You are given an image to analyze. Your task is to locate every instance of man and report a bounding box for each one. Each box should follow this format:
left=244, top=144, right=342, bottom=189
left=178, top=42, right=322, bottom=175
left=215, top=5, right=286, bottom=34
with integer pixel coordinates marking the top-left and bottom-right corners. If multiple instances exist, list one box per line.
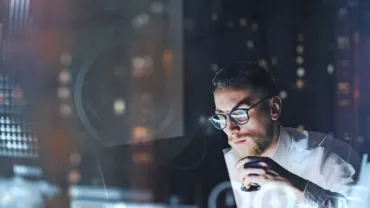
left=209, top=62, right=361, bottom=208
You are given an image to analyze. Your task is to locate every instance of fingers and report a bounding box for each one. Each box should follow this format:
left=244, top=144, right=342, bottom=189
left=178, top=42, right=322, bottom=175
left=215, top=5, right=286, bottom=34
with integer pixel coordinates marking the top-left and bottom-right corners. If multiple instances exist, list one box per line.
left=237, top=168, right=266, bottom=182
left=236, top=162, right=275, bottom=180
left=235, top=157, right=281, bottom=188
left=235, top=156, right=266, bottom=169
left=235, top=157, right=280, bottom=175
left=244, top=161, right=269, bottom=169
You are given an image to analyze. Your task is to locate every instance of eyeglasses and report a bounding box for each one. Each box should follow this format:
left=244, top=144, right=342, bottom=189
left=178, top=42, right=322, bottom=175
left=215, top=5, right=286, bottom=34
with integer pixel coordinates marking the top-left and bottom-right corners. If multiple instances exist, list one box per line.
left=209, top=97, right=270, bottom=130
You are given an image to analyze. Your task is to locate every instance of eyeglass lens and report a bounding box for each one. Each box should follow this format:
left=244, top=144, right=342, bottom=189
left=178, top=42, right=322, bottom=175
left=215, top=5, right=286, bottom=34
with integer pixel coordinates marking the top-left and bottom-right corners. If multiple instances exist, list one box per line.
left=209, top=109, right=249, bottom=130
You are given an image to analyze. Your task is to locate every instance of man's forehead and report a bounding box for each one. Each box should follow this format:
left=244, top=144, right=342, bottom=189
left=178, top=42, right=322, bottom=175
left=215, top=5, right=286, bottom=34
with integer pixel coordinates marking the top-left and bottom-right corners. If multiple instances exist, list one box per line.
left=214, top=88, right=255, bottom=112
left=214, top=88, right=253, bottom=101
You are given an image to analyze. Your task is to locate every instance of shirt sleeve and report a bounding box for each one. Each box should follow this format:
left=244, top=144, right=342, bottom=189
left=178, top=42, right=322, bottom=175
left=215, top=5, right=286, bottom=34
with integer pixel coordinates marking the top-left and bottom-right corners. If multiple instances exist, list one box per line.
left=299, top=180, right=350, bottom=208
left=298, top=152, right=358, bottom=208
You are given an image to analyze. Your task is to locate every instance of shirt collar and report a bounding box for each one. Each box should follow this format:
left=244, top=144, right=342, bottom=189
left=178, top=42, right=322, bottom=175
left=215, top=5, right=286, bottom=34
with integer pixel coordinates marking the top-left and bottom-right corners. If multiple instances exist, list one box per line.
left=271, top=125, right=292, bottom=165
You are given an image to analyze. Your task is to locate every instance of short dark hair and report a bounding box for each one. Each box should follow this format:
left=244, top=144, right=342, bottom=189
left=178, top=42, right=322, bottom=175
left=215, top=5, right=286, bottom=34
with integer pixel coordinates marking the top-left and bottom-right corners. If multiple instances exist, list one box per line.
left=212, top=62, right=278, bottom=98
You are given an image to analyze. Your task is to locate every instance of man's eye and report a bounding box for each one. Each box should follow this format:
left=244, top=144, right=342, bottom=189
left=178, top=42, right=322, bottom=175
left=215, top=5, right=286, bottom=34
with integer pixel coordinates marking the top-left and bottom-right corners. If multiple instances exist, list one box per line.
left=232, top=109, right=247, bottom=116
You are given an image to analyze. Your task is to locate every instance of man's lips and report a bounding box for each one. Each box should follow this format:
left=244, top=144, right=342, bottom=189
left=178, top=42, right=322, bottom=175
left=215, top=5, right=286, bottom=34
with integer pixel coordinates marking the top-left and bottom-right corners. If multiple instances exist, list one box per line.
left=234, top=140, right=246, bottom=144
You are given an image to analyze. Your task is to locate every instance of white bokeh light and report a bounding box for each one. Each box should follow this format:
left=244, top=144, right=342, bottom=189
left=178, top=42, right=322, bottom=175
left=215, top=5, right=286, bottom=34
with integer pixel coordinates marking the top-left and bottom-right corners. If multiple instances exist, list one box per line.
left=132, top=13, right=149, bottom=28
left=258, top=60, right=267, bottom=68
left=60, top=52, right=72, bottom=66
left=327, top=64, right=334, bottom=74
left=211, top=64, right=219, bottom=72
left=247, top=40, right=254, bottom=49
left=296, top=56, right=304, bottom=65
left=150, top=2, right=164, bottom=14
left=198, top=116, right=207, bottom=125
left=279, top=91, right=288, bottom=100
left=58, top=87, right=70, bottom=99
left=114, top=204, right=127, bottom=208
left=60, top=104, right=72, bottom=117
left=114, top=99, right=126, bottom=115
left=297, top=68, right=305, bottom=77
left=132, top=57, right=146, bottom=69
left=59, top=70, right=71, bottom=84
left=1, top=192, right=11, bottom=204
left=132, top=56, right=153, bottom=78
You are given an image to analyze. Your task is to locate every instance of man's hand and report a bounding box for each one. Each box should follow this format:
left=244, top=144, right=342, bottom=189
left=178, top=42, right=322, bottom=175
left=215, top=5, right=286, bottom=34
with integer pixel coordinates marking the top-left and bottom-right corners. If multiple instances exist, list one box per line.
left=235, top=156, right=308, bottom=203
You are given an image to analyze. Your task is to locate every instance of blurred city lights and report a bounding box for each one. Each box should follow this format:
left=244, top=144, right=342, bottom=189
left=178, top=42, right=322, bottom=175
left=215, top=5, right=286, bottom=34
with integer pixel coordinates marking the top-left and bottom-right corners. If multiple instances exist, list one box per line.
left=60, top=104, right=72, bottom=117
left=68, top=170, right=81, bottom=184
left=296, top=56, right=304, bottom=65
left=58, top=87, right=70, bottom=99
left=296, top=45, right=304, bottom=54
left=251, top=23, right=258, bottom=31
left=297, top=68, right=305, bottom=77
left=247, top=40, right=254, bottom=49
left=132, top=13, right=150, bottom=28
left=114, top=98, right=126, bottom=115
left=132, top=126, right=151, bottom=143
left=60, top=52, right=72, bottom=67
left=327, top=64, right=334, bottom=75
left=240, top=18, right=247, bottom=27
left=59, top=70, right=71, bottom=84
left=150, top=2, right=164, bottom=14
left=279, top=91, right=288, bottom=100
left=132, top=56, right=153, bottom=78
left=296, top=79, right=305, bottom=89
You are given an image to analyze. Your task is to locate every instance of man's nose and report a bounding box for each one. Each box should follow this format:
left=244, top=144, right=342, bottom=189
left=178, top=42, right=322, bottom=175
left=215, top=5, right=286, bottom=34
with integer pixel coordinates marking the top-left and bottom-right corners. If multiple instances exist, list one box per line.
left=226, top=116, right=240, bottom=134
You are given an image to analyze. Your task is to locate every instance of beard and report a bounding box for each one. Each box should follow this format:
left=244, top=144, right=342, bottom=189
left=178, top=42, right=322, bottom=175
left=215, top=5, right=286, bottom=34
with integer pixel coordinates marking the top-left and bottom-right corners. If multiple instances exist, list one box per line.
left=232, top=121, right=275, bottom=157
left=250, top=131, right=274, bottom=156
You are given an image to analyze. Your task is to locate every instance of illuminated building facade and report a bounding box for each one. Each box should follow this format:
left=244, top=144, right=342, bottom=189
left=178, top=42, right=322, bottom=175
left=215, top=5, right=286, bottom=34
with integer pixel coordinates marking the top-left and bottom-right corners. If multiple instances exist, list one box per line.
left=333, top=0, right=370, bottom=153
left=0, top=0, right=41, bottom=176
left=0, top=1, right=60, bottom=207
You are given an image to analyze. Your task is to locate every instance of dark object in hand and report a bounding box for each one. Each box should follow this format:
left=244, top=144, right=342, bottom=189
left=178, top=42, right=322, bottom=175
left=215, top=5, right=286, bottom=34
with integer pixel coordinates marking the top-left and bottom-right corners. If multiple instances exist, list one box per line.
left=241, top=183, right=261, bottom=192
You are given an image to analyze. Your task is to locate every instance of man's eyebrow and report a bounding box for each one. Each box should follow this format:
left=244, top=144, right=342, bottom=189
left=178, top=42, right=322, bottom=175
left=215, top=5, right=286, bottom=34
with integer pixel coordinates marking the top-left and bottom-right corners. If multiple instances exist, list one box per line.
left=215, top=108, right=223, bottom=113
left=231, top=97, right=253, bottom=112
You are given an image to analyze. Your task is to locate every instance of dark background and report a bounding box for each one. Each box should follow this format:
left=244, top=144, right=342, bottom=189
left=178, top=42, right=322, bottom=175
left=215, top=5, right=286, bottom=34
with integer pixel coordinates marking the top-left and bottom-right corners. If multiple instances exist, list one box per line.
left=0, top=0, right=369, bottom=207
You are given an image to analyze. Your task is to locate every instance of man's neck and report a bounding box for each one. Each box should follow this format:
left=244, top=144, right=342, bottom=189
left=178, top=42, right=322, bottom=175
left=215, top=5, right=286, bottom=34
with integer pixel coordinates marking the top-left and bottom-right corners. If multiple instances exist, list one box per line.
left=261, top=122, right=280, bottom=158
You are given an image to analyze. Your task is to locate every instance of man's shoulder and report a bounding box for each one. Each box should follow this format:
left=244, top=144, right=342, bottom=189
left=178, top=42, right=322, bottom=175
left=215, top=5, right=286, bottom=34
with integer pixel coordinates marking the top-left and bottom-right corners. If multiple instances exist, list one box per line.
left=284, top=127, right=361, bottom=175
left=284, top=127, right=328, bottom=149
left=284, top=127, right=352, bottom=151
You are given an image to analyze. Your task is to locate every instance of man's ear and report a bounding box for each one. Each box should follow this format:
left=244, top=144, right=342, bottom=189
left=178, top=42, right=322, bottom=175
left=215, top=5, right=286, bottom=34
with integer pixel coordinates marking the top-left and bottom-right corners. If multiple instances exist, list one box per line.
left=270, top=96, right=282, bottom=121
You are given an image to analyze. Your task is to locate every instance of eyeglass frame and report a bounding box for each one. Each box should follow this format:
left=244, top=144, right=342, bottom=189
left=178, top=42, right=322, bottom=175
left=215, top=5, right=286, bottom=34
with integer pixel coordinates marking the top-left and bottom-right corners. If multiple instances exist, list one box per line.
left=209, top=96, right=272, bottom=130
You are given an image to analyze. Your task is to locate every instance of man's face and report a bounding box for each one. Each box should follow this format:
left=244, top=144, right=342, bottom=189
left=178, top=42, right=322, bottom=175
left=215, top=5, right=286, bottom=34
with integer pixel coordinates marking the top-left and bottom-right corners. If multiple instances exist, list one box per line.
left=214, top=88, right=275, bottom=157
